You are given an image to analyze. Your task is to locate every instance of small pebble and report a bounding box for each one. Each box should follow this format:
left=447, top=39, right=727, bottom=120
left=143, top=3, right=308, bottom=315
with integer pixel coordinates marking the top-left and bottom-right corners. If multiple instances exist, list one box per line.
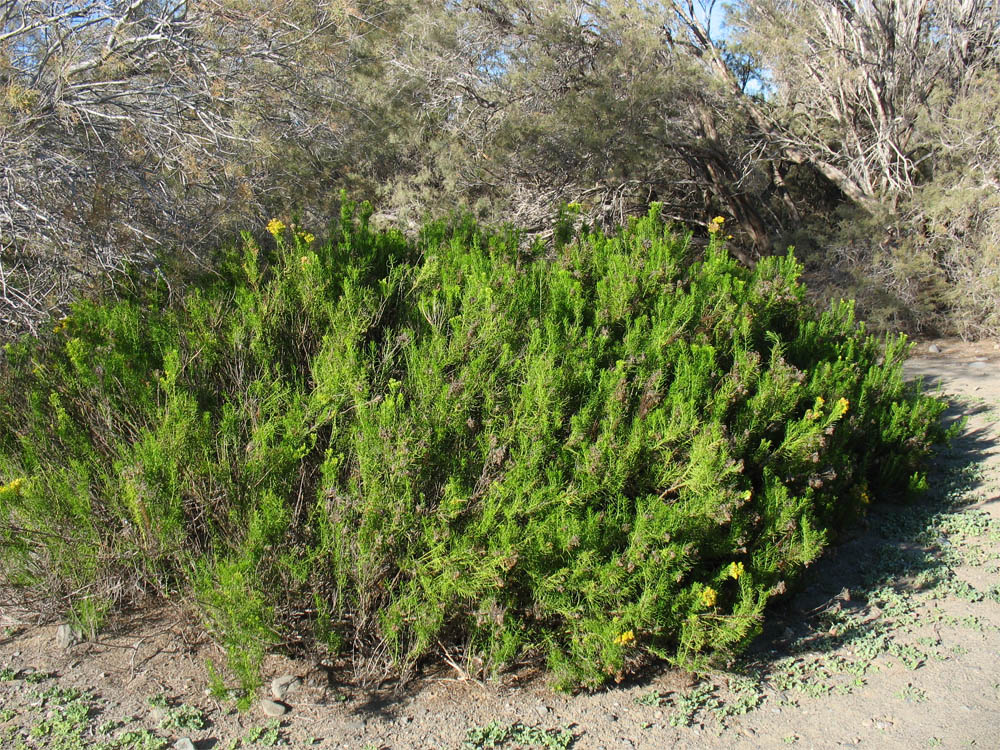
left=174, top=739, right=196, bottom=750
left=928, top=344, right=941, bottom=353
left=270, top=674, right=301, bottom=700
left=55, top=623, right=80, bottom=650
left=260, top=699, right=288, bottom=717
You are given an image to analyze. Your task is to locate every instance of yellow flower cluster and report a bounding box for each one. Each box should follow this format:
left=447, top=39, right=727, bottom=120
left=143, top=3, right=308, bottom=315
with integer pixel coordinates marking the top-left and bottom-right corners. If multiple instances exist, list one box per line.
left=1, top=477, right=25, bottom=495
left=614, top=629, right=636, bottom=646
left=856, top=480, right=871, bottom=505
left=727, top=561, right=745, bottom=580
left=266, top=218, right=286, bottom=236
left=806, top=395, right=825, bottom=421
left=806, top=395, right=851, bottom=422
left=53, top=317, right=69, bottom=334
left=700, top=586, right=717, bottom=607
left=298, top=232, right=315, bottom=245
left=707, top=216, right=726, bottom=234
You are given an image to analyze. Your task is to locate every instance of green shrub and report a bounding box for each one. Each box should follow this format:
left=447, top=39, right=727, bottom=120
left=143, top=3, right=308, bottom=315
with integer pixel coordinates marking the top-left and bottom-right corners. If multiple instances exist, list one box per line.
left=0, top=202, right=951, bottom=689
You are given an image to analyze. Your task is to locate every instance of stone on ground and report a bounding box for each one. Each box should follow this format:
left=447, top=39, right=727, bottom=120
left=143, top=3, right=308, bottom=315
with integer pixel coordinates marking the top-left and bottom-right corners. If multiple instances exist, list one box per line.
left=55, top=623, right=80, bottom=650
left=270, top=674, right=301, bottom=700
left=260, top=699, right=288, bottom=717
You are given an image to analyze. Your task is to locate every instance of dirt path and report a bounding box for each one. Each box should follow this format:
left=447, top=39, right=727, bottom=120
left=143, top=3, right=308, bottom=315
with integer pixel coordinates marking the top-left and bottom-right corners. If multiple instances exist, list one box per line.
left=2, top=341, right=999, bottom=750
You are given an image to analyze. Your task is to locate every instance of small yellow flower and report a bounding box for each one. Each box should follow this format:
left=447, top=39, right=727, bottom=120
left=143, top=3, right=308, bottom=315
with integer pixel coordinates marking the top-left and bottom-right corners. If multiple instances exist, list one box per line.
left=838, top=397, right=849, bottom=414
left=707, top=216, right=725, bottom=234
left=712, top=216, right=726, bottom=225
left=300, top=256, right=309, bottom=267
left=266, top=218, right=286, bottom=236
left=806, top=396, right=825, bottom=421
left=2, top=477, right=25, bottom=495
left=700, top=586, right=718, bottom=608
left=614, top=630, right=636, bottom=646
left=726, top=234, right=733, bottom=240
left=727, top=561, right=745, bottom=580
left=299, top=232, right=315, bottom=245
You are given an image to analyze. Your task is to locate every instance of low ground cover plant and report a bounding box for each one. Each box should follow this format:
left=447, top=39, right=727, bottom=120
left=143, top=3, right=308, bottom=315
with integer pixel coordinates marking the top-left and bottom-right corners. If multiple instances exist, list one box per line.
left=0, top=202, right=951, bottom=690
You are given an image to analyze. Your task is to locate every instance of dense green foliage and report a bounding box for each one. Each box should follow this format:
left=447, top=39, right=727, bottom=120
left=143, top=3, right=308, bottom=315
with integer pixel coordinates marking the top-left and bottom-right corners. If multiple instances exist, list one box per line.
left=0, top=204, right=950, bottom=690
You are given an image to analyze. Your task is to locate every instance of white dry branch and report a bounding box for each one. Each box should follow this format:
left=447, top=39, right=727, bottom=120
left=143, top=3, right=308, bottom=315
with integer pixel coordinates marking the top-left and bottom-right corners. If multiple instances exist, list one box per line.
left=0, top=0, right=368, bottom=337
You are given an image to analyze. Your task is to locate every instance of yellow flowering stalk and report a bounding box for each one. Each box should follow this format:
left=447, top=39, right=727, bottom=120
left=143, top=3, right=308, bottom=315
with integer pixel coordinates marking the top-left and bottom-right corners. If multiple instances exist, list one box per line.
left=837, top=397, right=850, bottom=414
left=806, top=395, right=825, bottom=421
left=266, top=218, right=286, bottom=237
left=700, top=586, right=717, bottom=608
left=613, top=629, right=636, bottom=646
left=707, top=215, right=725, bottom=234
left=727, top=561, right=745, bottom=580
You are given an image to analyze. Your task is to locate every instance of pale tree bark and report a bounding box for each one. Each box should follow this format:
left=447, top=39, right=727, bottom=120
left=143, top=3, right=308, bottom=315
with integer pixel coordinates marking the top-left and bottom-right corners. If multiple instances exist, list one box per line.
left=0, top=0, right=378, bottom=336
left=728, top=0, right=1000, bottom=207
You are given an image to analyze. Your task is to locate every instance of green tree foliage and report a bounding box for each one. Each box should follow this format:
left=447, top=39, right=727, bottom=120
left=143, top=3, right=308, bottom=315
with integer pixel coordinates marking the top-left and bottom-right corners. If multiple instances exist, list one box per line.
left=0, top=204, right=951, bottom=689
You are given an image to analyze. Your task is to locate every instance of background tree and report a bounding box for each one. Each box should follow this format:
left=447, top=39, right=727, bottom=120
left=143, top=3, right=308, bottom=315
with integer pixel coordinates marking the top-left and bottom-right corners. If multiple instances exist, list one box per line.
left=726, top=0, right=1000, bottom=335
left=1, top=0, right=997, bottom=339
left=0, top=0, right=389, bottom=334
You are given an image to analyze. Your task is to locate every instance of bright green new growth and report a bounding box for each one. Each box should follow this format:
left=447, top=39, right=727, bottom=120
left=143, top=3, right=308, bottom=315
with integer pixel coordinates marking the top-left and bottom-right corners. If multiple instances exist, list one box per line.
left=0, top=202, right=950, bottom=690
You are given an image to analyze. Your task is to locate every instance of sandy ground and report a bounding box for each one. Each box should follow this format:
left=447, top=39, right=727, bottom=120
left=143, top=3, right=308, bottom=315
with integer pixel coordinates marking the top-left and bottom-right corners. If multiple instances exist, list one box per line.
left=1, top=339, right=998, bottom=750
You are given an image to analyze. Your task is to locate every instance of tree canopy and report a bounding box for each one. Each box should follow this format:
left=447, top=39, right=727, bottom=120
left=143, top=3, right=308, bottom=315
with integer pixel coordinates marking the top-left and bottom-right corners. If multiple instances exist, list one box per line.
left=2, top=0, right=998, bottom=336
